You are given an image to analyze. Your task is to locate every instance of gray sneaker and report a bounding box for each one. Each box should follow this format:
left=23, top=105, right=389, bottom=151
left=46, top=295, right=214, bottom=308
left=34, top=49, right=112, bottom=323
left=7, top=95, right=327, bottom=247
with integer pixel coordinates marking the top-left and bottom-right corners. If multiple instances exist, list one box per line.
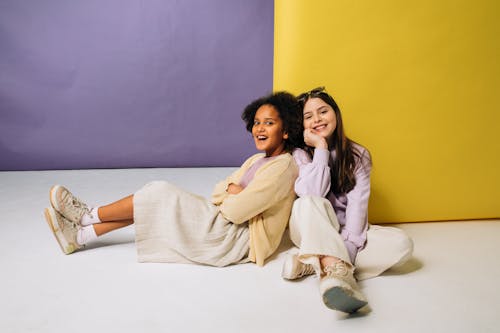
left=282, top=252, right=316, bottom=280
left=44, top=206, right=83, bottom=255
left=50, top=185, right=91, bottom=225
left=320, top=261, right=367, bottom=313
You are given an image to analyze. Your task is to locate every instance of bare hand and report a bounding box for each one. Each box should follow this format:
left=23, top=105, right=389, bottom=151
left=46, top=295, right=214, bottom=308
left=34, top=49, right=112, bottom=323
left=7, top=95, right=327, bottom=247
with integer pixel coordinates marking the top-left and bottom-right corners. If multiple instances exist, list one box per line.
left=303, top=129, right=328, bottom=149
left=227, top=183, right=244, bottom=195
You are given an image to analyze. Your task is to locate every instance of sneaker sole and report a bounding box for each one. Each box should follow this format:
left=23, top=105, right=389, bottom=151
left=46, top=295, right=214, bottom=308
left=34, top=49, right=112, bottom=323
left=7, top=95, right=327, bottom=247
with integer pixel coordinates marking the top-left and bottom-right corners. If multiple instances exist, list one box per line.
left=49, top=185, right=62, bottom=213
left=44, top=207, right=76, bottom=255
left=323, top=286, right=367, bottom=313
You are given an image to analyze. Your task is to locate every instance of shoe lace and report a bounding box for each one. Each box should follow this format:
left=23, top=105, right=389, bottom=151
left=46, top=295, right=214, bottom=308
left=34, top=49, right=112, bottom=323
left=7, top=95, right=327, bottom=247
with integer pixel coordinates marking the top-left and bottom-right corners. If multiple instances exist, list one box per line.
left=62, top=191, right=90, bottom=216
left=298, top=262, right=316, bottom=277
left=323, top=261, right=349, bottom=277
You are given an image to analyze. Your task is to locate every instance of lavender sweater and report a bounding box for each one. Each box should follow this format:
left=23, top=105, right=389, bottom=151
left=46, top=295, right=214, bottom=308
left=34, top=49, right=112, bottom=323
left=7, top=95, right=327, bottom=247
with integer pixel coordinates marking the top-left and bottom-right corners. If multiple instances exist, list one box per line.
left=292, top=144, right=372, bottom=263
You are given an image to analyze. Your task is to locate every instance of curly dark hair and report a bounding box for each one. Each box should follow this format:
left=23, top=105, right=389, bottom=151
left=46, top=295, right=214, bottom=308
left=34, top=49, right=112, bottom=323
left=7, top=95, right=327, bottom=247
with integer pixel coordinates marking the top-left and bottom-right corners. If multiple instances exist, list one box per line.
left=241, top=91, right=304, bottom=153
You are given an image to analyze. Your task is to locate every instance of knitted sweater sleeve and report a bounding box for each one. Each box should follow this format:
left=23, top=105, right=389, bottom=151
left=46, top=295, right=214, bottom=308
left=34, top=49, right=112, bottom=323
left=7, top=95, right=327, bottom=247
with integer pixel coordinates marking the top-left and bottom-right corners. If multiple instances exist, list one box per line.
left=293, top=148, right=331, bottom=197
left=340, top=148, right=371, bottom=261
left=211, top=154, right=260, bottom=205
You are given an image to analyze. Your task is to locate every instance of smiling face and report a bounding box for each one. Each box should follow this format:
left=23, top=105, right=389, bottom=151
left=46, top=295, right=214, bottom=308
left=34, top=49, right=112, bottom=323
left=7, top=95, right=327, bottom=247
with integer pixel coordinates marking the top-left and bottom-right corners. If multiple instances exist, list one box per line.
left=303, top=97, right=337, bottom=141
left=252, top=104, right=288, bottom=157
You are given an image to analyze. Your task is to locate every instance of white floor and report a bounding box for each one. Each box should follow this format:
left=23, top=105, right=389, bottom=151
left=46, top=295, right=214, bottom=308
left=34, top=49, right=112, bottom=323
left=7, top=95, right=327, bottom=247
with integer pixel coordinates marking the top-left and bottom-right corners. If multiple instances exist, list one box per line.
left=1, top=168, right=499, bottom=333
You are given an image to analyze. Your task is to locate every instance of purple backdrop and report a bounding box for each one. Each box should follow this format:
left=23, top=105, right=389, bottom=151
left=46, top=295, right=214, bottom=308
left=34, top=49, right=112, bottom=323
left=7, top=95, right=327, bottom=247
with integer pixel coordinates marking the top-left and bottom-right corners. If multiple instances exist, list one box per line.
left=0, top=0, right=273, bottom=170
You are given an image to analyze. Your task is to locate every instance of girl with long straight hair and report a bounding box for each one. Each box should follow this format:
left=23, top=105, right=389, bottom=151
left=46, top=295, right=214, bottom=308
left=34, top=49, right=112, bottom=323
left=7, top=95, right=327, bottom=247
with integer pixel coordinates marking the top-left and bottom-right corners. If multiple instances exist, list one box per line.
left=283, top=87, right=413, bottom=314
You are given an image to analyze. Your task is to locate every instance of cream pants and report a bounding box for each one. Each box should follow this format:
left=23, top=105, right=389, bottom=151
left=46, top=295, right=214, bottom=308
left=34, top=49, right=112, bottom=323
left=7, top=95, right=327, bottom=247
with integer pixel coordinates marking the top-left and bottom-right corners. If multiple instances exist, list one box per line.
left=289, top=196, right=413, bottom=281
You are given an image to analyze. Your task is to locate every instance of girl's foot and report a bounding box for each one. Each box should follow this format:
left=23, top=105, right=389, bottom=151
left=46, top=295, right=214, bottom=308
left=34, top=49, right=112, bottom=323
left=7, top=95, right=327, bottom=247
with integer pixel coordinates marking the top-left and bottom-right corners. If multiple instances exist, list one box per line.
left=44, top=206, right=84, bottom=255
left=50, top=185, right=93, bottom=224
left=320, top=261, right=367, bottom=313
left=281, top=252, right=316, bottom=280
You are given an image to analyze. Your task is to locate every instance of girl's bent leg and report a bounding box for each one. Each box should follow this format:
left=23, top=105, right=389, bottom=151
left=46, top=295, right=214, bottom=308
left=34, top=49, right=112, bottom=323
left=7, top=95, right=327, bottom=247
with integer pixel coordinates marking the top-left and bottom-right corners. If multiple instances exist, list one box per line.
left=283, top=196, right=352, bottom=280
left=354, top=225, right=414, bottom=281
left=289, top=196, right=351, bottom=270
left=288, top=197, right=368, bottom=313
left=98, top=195, right=134, bottom=222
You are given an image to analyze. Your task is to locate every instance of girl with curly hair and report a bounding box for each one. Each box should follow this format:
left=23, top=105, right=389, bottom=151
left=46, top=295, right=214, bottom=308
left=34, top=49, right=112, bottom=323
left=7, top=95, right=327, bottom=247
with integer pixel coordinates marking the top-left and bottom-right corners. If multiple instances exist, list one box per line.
left=44, top=92, right=302, bottom=267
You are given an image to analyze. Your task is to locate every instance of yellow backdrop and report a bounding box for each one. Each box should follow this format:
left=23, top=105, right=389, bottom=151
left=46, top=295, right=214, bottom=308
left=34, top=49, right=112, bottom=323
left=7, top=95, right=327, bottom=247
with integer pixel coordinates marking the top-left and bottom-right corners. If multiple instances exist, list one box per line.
left=274, top=0, right=500, bottom=222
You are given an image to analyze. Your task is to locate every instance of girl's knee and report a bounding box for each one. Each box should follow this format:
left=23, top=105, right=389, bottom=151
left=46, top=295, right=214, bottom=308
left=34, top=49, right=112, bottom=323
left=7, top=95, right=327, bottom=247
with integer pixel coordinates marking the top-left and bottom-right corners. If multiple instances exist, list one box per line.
left=397, top=230, right=413, bottom=253
left=392, top=229, right=414, bottom=266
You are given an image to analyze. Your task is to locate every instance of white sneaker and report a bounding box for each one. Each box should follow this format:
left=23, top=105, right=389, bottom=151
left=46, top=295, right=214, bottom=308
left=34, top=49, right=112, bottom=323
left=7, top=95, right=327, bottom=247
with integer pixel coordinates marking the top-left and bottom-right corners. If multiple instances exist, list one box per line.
left=282, top=252, right=315, bottom=280
left=320, top=261, right=367, bottom=313
left=50, top=185, right=91, bottom=225
left=44, top=206, right=83, bottom=255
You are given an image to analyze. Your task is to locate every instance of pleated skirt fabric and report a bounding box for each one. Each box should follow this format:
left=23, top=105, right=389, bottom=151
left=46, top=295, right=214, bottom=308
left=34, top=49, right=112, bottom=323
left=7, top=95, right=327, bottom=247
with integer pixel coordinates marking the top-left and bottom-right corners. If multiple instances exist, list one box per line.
left=133, top=181, right=250, bottom=267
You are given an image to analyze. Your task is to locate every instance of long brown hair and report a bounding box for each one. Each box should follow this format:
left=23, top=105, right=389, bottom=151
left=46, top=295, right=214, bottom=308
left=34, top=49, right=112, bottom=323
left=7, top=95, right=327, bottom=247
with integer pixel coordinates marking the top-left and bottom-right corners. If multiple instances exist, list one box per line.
left=298, top=87, right=366, bottom=194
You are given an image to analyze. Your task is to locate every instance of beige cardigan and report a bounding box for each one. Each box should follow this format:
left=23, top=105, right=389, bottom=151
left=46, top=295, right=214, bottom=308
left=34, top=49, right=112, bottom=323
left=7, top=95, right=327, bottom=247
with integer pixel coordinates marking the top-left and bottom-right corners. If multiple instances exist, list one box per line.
left=211, top=153, right=298, bottom=266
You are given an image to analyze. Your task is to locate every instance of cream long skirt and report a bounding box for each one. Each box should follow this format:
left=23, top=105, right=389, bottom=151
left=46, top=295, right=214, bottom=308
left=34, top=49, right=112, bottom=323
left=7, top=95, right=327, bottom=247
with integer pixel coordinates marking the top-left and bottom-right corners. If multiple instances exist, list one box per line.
left=133, top=181, right=250, bottom=267
left=289, top=196, right=413, bottom=281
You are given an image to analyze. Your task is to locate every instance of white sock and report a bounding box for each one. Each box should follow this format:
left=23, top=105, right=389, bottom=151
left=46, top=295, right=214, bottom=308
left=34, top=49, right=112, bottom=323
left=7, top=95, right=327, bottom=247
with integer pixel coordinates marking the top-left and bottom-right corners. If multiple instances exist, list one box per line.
left=77, top=225, right=98, bottom=245
left=81, top=207, right=101, bottom=226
